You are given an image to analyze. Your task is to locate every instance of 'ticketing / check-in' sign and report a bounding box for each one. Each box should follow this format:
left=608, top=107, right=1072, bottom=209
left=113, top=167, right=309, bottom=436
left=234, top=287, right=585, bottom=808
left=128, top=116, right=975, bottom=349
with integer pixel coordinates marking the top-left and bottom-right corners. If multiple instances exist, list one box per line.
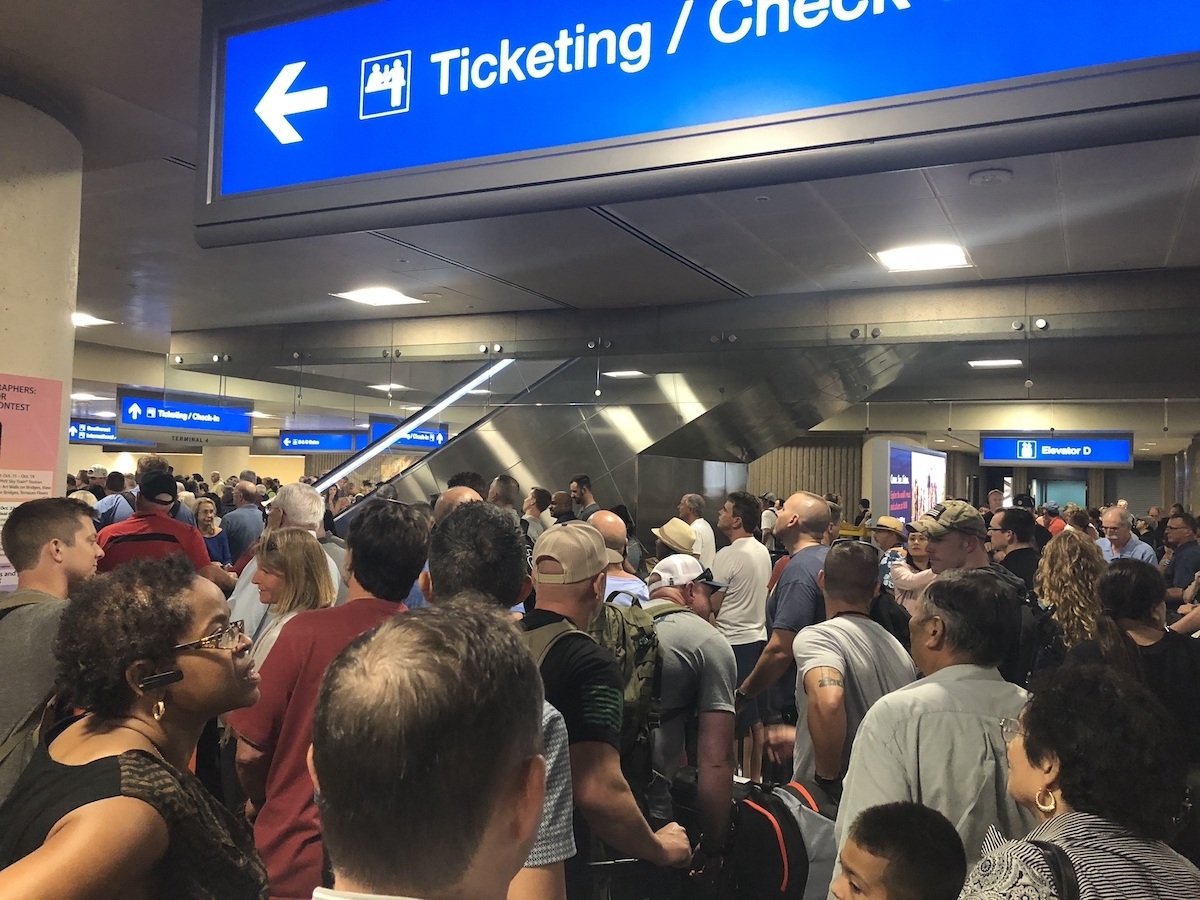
left=198, top=0, right=1200, bottom=244
left=979, top=434, right=1134, bottom=469
left=117, top=390, right=253, bottom=446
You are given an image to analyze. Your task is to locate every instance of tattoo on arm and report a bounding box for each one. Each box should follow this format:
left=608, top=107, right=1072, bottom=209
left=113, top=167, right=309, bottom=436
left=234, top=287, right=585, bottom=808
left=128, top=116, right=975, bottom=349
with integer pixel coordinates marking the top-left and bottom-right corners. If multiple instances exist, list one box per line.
left=817, top=669, right=844, bottom=689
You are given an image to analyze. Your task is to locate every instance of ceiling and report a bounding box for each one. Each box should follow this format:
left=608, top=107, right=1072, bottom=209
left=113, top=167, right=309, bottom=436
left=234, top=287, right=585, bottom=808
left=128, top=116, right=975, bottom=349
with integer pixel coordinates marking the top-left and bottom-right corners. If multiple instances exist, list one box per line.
left=5, top=1, right=1200, bottom=457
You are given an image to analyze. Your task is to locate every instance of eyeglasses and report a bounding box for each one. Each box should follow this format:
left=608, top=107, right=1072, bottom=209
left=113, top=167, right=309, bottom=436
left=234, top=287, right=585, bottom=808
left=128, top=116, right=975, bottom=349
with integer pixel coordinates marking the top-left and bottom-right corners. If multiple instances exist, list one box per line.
left=174, top=620, right=245, bottom=652
left=1000, top=717, right=1025, bottom=743
left=1167, top=523, right=1192, bottom=531
left=986, top=527, right=1011, bottom=534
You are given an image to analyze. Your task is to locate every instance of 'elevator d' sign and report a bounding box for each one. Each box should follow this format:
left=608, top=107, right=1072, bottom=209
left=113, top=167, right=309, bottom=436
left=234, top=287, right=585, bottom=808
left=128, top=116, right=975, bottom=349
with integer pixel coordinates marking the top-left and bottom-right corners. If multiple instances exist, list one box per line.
left=215, top=0, right=1200, bottom=196
left=979, top=434, right=1134, bottom=468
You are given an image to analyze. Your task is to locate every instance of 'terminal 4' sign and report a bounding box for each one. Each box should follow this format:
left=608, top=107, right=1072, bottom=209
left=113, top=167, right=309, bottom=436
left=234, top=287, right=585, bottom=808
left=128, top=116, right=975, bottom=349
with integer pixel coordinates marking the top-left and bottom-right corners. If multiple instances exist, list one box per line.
left=215, top=0, right=1200, bottom=197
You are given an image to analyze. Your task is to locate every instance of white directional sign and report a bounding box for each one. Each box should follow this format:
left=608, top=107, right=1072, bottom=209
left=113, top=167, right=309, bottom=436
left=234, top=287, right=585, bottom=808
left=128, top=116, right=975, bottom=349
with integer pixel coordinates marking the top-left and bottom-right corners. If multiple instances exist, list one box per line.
left=255, top=61, right=330, bottom=144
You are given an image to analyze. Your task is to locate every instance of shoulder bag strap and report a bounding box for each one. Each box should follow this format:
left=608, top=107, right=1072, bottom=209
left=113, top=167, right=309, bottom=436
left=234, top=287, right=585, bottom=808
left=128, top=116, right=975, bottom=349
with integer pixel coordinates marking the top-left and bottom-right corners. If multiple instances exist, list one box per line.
left=1029, top=840, right=1080, bottom=900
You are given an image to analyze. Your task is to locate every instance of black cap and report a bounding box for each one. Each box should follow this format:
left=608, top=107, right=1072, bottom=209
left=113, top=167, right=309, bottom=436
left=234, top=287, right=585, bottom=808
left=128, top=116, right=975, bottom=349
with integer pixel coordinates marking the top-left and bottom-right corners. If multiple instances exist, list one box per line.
left=139, top=472, right=178, bottom=505
left=1012, top=493, right=1036, bottom=509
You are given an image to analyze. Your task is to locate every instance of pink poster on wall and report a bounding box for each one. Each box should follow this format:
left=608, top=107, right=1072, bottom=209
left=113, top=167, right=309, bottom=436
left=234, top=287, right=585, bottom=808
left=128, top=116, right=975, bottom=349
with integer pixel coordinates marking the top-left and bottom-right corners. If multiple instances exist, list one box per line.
left=0, top=373, right=63, bottom=589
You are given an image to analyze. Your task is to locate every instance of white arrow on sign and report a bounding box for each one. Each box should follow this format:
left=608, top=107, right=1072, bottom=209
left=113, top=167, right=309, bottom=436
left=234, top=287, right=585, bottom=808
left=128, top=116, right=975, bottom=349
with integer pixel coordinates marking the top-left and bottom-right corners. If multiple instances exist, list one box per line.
left=283, top=438, right=292, bottom=447
left=69, top=425, right=78, bottom=437
left=128, top=403, right=142, bottom=420
left=255, top=62, right=328, bottom=145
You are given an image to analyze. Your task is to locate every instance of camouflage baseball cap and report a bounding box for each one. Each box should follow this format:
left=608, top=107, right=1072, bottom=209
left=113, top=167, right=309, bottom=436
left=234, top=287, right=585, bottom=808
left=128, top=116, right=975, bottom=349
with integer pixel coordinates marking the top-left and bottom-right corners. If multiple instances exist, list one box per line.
left=906, top=500, right=987, bottom=539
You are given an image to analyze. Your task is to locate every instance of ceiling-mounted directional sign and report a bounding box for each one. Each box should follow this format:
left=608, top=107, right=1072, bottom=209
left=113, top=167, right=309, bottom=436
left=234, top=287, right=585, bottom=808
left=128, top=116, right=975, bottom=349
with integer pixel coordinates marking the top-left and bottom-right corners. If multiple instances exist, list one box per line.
left=117, top=389, right=254, bottom=446
left=197, top=0, right=1200, bottom=245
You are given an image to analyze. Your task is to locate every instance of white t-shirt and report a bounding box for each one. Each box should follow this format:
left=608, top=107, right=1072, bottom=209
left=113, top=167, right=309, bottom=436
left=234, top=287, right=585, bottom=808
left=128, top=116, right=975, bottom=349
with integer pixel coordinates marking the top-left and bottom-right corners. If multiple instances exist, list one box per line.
left=712, top=536, right=772, bottom=645
left=791, top=615, right=917, bottom=781
left=691, top=517, right=717, bottom=569
left=760, top=507, right=778, bottom=552
left=605, top=572, right=649, bottom=606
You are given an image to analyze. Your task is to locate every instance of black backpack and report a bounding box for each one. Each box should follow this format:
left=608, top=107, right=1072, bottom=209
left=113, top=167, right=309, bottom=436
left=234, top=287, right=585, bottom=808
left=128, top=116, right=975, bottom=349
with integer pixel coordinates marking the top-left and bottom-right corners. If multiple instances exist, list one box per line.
left=726, top=779, right=839, bottom=900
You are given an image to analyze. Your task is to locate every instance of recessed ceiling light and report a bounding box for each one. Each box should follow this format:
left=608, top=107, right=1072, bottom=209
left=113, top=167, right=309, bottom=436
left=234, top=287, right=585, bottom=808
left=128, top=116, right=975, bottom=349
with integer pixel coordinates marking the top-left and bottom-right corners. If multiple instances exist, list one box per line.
left=1147, top=442, right=1157, bottom=446
left=934, top=439, right=946, bottom=443
left=368, top=383, right=412, bottom=391
left=466, top=388, right=491, bottom=395
left=72, top=312, right=114, bottom=327
left=602, top=370, right=649, bottom=379
left=94, top=410, right=117, bottom=418
left=357, top=423, right=370, bottom=428
left=248, top=411, right=275, bottom=419
left=70, top=392, right=107, bottom=401
left=331, top=288, right=425, bottom=306
left=967, top=359, right=1023, bottom=369
left=875, top=243, right=971, bottom=272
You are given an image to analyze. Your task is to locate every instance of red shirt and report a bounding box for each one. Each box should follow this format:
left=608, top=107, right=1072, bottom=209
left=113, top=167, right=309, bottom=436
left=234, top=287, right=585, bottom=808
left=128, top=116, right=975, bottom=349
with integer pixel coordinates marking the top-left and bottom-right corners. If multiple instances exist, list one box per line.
left=226, top=599, right=406, bottom=900
left=96, top=511, right=211, bottom=573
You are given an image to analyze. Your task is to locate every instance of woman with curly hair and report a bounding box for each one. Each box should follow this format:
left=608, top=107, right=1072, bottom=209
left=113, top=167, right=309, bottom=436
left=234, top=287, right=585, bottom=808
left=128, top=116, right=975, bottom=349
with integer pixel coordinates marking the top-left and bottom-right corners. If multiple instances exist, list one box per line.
left=961, top=665, right=1200, bottom=898
left=1030, top=529, right=1107, bottom=674
left=0, top=555, right=267, bottom=899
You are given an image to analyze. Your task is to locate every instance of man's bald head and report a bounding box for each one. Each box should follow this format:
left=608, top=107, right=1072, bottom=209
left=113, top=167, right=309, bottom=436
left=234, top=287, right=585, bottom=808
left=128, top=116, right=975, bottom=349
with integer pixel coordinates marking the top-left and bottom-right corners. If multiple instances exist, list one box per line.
left=777, top=491, right=831, bottom=545
left=235, top=481, right=258, bottom=504
left=434, top=486, right=483, bottom=525
left=588, top=510, right=628, bottom=560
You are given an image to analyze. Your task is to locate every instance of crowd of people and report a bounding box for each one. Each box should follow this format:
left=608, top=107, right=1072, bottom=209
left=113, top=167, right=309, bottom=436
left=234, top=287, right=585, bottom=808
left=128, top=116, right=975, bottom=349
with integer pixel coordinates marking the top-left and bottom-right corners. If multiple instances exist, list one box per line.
left=1, top=465, right=1199, bottom=900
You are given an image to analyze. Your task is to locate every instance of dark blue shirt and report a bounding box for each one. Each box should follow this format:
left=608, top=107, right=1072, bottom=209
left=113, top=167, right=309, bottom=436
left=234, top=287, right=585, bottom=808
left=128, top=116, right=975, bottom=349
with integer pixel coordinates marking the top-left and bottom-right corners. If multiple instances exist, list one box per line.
left=764, top=544, right=829, bottom=714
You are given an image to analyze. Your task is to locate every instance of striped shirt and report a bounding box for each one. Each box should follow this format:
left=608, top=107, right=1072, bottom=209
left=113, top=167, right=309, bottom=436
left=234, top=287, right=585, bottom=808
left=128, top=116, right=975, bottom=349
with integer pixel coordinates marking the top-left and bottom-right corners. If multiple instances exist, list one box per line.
left=97, top=512, right=211, bottom=573
left=962, top=811, right=1200, bottom=899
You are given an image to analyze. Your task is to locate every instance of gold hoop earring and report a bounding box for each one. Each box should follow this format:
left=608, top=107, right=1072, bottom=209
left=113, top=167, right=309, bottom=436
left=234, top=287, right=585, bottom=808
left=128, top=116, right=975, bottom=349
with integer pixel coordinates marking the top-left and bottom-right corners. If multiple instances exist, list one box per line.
left=1035, top=789, right=1056, bottom=815
left=152, top=700, right=166, bottom=722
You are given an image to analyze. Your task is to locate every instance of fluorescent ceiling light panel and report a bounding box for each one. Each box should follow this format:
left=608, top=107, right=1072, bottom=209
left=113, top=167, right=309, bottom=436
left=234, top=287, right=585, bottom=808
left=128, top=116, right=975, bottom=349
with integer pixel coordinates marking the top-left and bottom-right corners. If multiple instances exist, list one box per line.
left=875, top=243, right=971, bottom=272
left=466, top=388, right=491, bottom=395
left=331, top=287, right=425, bottom=306
left=967, top=359, right=1023, bottom=369
left=94, top=410, right=117, bottom=418
left=602, top=370, right=649, bottom=379
left=315, top=358, right=515, bottom=493
left=70, top=392, right=107, bottom=401
left=368, top=383, right=412, bottom=391
left=72, top=312, right=114, bottom=327
left=248, top=411, right=275, bottom=419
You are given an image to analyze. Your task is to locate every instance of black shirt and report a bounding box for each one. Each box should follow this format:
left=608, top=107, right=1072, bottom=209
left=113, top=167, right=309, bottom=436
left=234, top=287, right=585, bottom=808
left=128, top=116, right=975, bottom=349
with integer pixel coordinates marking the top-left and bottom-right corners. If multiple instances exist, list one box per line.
left=1000, top=546, right=1041, bottom=593
left=521, top=609, right=623, bottom=749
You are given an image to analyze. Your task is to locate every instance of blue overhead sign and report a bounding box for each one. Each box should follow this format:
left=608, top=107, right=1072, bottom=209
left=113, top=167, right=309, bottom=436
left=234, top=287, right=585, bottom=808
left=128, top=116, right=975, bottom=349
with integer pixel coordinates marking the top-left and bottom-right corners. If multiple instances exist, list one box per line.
left=980, top=434, right=1134, bottom=469
left=116, top=391, right=253, bottom=436
left=69, top=420, right=155, bottom=447
left=369, top=420, right=449, bottom=451
left=279, top=431, right=360, bottom=453
left=215, top=0, right=1200, bottom=196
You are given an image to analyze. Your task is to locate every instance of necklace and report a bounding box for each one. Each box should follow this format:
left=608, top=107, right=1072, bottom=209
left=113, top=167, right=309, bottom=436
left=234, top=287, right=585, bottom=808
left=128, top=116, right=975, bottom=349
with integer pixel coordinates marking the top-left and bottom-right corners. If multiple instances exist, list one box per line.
left=832, top=610, right=872, bottom=620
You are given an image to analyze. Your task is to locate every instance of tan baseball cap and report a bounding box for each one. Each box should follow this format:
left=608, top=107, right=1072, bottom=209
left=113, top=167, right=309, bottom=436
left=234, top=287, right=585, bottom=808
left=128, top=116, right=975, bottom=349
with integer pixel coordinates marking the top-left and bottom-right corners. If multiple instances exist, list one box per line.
left=651, top=517, right=698, bottom=555
left=533, top=521, right=609, bottom=585
left=907, top=500, right=987, bottom=539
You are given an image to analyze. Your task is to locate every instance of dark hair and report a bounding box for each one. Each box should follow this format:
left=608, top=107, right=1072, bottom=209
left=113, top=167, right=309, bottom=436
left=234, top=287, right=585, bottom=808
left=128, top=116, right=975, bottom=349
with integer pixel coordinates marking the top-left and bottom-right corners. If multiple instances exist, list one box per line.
left=921, top=569, right=1013, bottom=667
left=313, top=600, right=543, bottom=895
left=1, top=498, right=94, bottom=572
left=136, top=454, right=170, bottom=477
left=104, top=472, right=125, bottom=492
left=850, top=802, right=966, bottom=900
left=859, top=498, right=870, bottom=510
left=446, top=471, right=487, bottom=497
left=1170, top=512, right=1199, bottom=534
left=54, top=555, right=195, bottom=717
left=1097, top=559, right=1166, bottom=623
left=429, top=501, right=528, bottom=608
left=489, top=473, right=520, bottom=507
left=570, top=473, right=592, bottom=492
left=996, top=507, right=1035, bottom=543
left=529, top=487, right=551, bottom=513
left=726, top=491, right=760, bottom=534
left=827, top=501, right=842, bottom=527
left=823, top=540, right=879, bottom=602
left=1022, top=665, right=1187, bottom=841
left=346, top=500, right=429, bottom=602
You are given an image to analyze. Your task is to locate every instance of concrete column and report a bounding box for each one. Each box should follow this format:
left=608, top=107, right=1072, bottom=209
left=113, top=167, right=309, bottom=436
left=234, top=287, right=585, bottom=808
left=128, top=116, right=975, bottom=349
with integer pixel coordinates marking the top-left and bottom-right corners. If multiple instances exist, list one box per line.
left=203, top=445, right=252, bottom=483
left=0, top=95, right=83, bottom=489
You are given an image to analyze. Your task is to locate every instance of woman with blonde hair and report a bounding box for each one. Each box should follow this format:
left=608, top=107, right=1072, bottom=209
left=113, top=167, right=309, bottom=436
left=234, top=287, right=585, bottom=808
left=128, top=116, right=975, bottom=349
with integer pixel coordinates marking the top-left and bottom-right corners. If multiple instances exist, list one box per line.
left=1031, top=529, right=1107, bottom=674
left=248, top=527, right=335, bottom=667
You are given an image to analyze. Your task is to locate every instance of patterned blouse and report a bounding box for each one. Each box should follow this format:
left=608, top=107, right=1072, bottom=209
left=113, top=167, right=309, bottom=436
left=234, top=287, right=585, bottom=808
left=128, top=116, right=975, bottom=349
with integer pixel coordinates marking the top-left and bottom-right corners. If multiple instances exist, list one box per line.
left=960, top=812, right=1200, bottom=899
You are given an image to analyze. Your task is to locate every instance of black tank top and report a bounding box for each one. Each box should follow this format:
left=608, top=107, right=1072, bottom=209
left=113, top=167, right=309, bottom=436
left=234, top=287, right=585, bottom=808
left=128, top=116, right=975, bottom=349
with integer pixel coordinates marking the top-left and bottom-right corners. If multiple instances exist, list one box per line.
left=0, top=716, right=267, bottom=899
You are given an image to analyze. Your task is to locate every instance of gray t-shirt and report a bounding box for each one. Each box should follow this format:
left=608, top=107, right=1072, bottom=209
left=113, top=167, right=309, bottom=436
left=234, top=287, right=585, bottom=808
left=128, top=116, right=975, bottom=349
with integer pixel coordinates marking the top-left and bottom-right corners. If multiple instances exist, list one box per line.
left=0, top=590, right=65, bottom=803
left=646, top=600, right=737, bottom=821
left=791, top=615, right=918, bottom=781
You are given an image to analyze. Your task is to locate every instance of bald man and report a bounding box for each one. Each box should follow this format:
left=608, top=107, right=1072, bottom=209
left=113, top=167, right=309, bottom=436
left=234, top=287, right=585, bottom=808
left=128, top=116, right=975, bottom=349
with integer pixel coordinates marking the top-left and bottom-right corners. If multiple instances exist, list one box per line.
left=735, top=492, right=831, bottom=761
left=588, top=510, right=648, bottom=607
left=433, top=486, right=483, bottom=526
left=549, top=491, right=577, bottom=524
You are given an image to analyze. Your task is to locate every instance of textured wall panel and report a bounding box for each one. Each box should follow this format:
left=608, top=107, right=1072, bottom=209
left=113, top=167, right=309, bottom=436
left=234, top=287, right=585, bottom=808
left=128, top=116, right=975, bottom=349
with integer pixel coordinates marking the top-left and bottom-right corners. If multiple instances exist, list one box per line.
left=747, top=436, right=863, bottom=508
